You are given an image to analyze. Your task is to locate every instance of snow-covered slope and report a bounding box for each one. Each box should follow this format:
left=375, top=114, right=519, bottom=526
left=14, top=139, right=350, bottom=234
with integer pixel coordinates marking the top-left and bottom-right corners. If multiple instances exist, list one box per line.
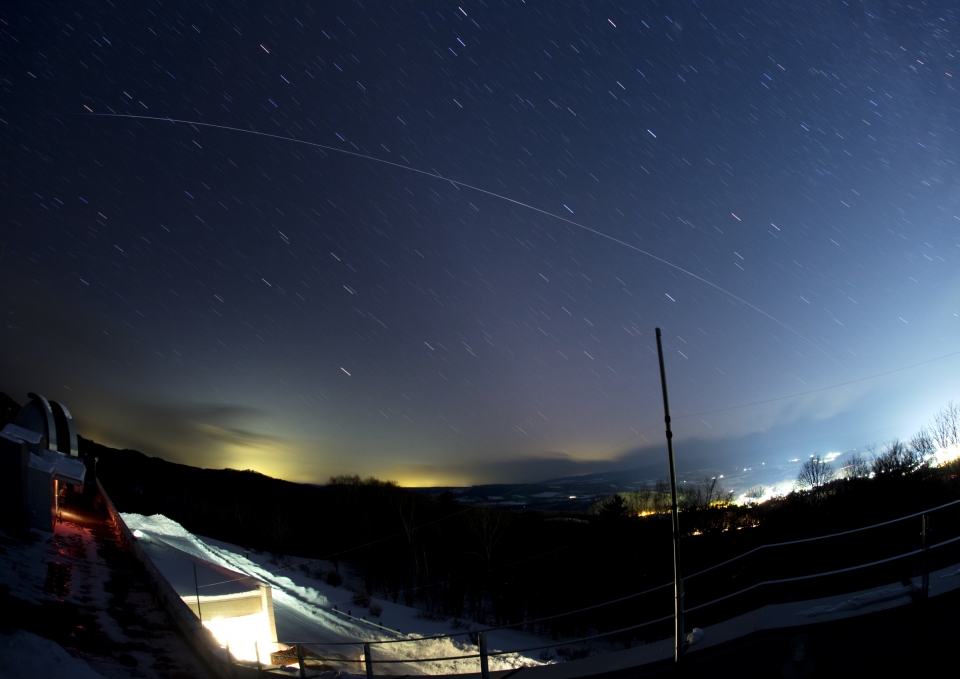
left=0, top=630, right=110, bottom=679
left=122, top=513, right=550, bottom=675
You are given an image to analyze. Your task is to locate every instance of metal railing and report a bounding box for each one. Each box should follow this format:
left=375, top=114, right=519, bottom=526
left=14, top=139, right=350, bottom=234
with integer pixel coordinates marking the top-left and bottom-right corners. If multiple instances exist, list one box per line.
left=253, top=496, right=960, bottom=677
left=100, top=472, right=960, bottom=678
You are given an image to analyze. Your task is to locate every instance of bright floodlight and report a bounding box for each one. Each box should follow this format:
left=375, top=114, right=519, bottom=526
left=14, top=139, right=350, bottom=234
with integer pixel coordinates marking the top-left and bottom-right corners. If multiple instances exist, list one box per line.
left=203, top=612, right=276, bottom=664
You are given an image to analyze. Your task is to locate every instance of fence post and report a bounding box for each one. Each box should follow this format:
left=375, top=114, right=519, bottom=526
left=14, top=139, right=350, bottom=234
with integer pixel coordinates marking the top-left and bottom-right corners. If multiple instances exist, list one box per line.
left=364, top=642, right=374, bottom=679
left=479, top=631, right=490, bottom=679
left=296, top=644, right=306, bottom=679
left=921, top=514, right=930, bottom=599
left=193, top=562, right=203, bottom=625
left=255, top=640, right=262, bottom=673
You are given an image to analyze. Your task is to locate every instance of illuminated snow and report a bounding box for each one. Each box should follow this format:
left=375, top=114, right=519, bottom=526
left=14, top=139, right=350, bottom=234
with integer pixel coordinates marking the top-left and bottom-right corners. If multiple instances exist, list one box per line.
left=121, top=513, right=548, bottom=674
left=203, top=612, right=274, bottom=664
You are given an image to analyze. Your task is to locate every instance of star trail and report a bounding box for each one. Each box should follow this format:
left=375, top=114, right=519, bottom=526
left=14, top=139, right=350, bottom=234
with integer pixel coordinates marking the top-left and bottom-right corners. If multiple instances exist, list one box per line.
left=2, top=1, right=959, bottom=487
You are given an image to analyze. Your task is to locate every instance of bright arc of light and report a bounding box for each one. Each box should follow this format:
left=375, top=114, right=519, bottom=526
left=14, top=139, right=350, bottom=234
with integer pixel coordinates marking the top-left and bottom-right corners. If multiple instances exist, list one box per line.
left=76, top=112, right=837, bottom=365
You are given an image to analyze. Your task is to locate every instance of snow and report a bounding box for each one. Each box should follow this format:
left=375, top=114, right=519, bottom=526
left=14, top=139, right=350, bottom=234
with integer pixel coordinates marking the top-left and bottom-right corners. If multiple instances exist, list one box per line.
left=0, top=629, right=109, bottom=679
left=126, top=529, right=260, bottom=598
left=0, top=511, right=217, bottom=678
left=0, top=530, right=54, bottom=604
left=39, top=448, right=87, bottom=485
left=114, top=511, right=960, bottom=677
left=2, top=423, right=43, bottom=450
left=796, top=584, right=918, bottom=617
left=122, top=512, right=550, bottom=675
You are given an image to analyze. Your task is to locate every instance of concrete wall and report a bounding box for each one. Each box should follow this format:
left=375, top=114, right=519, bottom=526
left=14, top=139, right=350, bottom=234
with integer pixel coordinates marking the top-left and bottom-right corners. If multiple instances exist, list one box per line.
left=26, top=468, right=55, bottom=532
left=0, top=433, right=28, bottom=531
left=183, top=591, right=265, bottom=619
left=97, top=479, right=268, bottom=679
left=260, top=582, right=278, bottom=649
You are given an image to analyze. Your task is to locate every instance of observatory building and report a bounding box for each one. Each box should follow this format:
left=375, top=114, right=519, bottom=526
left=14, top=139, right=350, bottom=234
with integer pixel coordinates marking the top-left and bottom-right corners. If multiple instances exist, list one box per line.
left=0, top=392, right=86, bottom=532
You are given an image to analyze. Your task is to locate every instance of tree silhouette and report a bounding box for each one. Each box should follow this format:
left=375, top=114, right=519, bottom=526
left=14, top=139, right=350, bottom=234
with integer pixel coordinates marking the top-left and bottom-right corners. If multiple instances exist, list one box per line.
left=796, top=457, right=834, bottom=489
left=872, top=439, right=924, bottom=477
left=931, top=401, right=960, bottom=452
left=598, top=494, right=628, bottom=521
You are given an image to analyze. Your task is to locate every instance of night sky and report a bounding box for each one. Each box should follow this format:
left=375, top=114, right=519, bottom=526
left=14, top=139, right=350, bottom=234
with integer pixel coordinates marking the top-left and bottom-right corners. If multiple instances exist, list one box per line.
left=3, top=1, right=960, bottom=488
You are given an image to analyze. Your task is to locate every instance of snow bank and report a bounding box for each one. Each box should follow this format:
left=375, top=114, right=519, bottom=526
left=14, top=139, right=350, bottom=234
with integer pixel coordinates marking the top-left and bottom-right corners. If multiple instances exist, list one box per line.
left=0, top=629, right=109, bottom=679
left=796, top=584, right=917, bottom=617
left=0, top=531, right=53, bottom=605
left=121, top=513, right=549, bottom=674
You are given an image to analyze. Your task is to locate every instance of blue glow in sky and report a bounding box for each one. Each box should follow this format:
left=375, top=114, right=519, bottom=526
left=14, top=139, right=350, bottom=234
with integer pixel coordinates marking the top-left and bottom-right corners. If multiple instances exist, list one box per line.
left=2, top=1, right=959, bottom=486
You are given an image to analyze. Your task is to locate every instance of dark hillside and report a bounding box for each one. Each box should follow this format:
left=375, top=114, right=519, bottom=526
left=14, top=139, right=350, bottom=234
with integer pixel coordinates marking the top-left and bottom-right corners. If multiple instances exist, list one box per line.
left=81, top=434, right=960, bottom=645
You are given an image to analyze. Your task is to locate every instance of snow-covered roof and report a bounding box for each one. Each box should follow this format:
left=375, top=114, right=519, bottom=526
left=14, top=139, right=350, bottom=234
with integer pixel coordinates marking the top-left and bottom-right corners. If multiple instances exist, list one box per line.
left=40, top=449, right=86, bottom=486
left=26, top=450, right=87, bottom=487
left=4, top=423, right=86, bottom=485
left=134, top=531, right=262, bottom=599
left=3, top=423, right=45, bottom=453
left=27, top=452, right=55, bottom=476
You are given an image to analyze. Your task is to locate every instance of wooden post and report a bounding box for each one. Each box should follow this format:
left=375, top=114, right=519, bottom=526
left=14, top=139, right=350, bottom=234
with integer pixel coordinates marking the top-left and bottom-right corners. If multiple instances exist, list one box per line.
left=193, top=562, right=203, bottom=626
left=364, top=642, right=374, bottom=679
left=255, top=640, right=262, bottom=672
left=656, top=327, right=684, bottom=662
left=479, top=631, right=490, bottom=679
left=296, top=644, right=306, bottom=679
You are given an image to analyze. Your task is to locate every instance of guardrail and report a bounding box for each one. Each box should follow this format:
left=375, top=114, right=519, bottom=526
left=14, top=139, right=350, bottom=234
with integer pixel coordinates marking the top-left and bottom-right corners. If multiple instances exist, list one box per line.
left=268, top=497, right=960, bottom=677
left=97, top=479, right=265, bottom=679
left=99, top=476, right=960, bottom=678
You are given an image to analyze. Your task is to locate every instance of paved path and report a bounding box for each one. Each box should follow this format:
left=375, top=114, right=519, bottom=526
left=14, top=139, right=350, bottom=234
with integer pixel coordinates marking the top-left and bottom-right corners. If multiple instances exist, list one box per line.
left=0, top=488, right=216, bottom=679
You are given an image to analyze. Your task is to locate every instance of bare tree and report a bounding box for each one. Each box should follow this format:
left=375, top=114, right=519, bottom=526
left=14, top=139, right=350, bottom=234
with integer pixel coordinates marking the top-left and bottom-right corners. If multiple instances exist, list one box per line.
left=745, top=485, right=766, bottom=503
left=466, top=506, right=511, bottom=570
left=678, top=477, right=732, bottom=510
left=846, top=453, right=871, bottom=479
left=796, top=457, right=834, bottom=489
left=931, top=401, right=960, bottom=452
left=465, top=506, right=511, bottom=622
left=626, top=489, right=656, bottom=515
left=872, top=439, right=924, bottom=477
left=910, top=428, right=936, bottom=465
left=680, top=478, right=710, bottom=510
left=265, top=506, right=294, bottom=552
left=653, top=478, right=672, bottom=514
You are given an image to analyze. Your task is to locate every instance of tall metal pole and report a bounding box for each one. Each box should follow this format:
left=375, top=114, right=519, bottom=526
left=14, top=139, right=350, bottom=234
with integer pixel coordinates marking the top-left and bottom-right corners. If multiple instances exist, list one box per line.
left=655, top=328, right=684, bottom=662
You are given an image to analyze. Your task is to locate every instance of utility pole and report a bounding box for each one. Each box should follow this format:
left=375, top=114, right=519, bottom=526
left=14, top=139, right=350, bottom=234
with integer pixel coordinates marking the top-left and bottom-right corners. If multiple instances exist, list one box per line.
left=655, top=328, right=684, bottom=662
